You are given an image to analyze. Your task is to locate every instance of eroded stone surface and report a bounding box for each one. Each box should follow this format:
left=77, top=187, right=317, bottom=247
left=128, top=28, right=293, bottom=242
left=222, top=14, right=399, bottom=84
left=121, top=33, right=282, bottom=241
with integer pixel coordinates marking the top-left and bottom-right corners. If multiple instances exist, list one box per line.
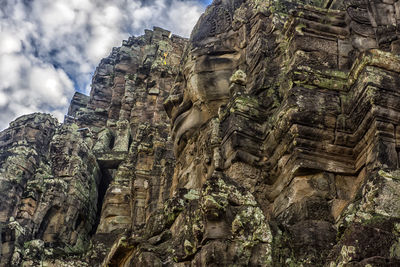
left=3, top=0, right=400, bottom=266
left=0, top=115, right=100, bottom=266
left=0, top=27, right=187, bottom=266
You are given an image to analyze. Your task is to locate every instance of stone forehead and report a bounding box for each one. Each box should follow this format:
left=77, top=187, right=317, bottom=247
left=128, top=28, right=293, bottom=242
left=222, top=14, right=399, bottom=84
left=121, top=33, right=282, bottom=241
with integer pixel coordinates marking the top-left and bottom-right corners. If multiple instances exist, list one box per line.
left=191, top=0, right=244, bottom=44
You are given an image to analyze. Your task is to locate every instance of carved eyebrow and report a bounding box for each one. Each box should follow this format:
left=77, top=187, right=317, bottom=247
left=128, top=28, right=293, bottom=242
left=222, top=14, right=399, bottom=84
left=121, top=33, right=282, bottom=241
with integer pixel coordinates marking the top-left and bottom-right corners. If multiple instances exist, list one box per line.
left=205, top=50, right=236, bottom=56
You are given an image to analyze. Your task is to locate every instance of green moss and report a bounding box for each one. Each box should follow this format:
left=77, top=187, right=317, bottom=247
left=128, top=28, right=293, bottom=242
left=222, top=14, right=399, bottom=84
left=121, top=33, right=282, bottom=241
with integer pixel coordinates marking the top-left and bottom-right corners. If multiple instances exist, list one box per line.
left=339, top=245, right=356, bottom=264
left=378, top=170, right=400, bottom=181
left=219, top=95, right=264, bottom=122
left=230, top=70, right=247, bottom=85
left=295, top=24, right=306, bottom=35
left=184, top=189, right=200, bottom=200
left=390, top=240, right=400, bottom=258
left=64, top=234, right=88, bottom=255
left=292, top=68, right=348, bottom=91
left=361, top=214, right=388, bottom=226
left=183, top=239, right=197, bottom=256
left=202, top=195, right=227, bottom=211
left=127, top=73, right=136, bottom=80
left=348, top=50, right=400, bottom=87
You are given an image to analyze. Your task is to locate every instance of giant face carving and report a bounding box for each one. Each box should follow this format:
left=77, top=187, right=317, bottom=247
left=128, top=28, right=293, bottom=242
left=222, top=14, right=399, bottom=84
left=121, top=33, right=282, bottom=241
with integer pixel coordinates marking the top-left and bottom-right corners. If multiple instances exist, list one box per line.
left=168, top=43, right=242, bottom=155
left=164, top=0, right=245, bottom=156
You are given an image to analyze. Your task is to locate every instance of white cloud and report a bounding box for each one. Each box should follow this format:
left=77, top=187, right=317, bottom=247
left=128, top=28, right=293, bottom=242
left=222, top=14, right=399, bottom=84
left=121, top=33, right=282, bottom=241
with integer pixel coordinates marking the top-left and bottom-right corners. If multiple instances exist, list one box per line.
left=28, top=66, right=73, bottom=107
left=0, top=32, right=22, bottom=54
left=0, top=54, right=75, bottom=123
left=0, top=0, right=207, bottom=130
left=167, top=0, right=204, bottom=35
left=38, top=2, right=76, bottom=31
left=0, top=91, right=8, bottom=108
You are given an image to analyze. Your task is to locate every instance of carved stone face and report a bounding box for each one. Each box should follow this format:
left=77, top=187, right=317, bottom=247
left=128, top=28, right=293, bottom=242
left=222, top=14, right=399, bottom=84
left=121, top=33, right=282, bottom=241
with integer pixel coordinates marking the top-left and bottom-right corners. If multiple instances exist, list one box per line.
left=172, top=46, right=241, bottom=154
left=165, top=0, right=244, bottom=156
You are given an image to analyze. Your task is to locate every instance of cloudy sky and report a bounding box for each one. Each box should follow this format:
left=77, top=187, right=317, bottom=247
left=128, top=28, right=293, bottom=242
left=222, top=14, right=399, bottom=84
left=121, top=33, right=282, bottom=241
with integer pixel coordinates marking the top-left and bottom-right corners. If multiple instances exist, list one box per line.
left=0, top=0, right=212, bottom=130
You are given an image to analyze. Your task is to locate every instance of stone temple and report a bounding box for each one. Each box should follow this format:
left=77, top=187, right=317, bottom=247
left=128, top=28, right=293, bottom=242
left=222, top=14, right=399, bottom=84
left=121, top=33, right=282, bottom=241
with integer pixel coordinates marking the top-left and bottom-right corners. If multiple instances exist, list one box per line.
left=2, top=0, right=400, bottom=266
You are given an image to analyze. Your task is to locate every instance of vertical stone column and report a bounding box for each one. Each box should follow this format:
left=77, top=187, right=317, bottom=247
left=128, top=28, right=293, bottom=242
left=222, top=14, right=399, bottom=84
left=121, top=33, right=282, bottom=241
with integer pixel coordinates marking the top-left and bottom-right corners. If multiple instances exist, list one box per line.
left=96, top=162, right=132, bottom=234
left=112, top=120, right=131, bottom=153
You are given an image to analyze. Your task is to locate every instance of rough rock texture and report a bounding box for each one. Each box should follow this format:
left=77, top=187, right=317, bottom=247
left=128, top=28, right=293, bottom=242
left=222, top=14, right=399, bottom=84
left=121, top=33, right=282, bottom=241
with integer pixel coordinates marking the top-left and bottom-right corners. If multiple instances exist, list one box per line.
left=1, top=27, right=186, bottom=266
left=3, top=0, right=400, bottom=266
left=0, top=114, right=100, bottom=266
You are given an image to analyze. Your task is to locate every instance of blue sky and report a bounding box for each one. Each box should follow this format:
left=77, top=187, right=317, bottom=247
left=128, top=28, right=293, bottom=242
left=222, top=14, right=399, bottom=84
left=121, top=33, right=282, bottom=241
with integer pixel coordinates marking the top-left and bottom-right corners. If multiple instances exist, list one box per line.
left=201, top=0, right=213, bottom=4
left=0, top=0, right=210, bottom=130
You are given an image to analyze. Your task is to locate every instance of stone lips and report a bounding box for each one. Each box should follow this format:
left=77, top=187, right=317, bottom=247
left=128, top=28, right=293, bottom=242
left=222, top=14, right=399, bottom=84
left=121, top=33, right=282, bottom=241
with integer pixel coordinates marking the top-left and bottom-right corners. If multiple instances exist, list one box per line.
left=3, top=0, right=400, bottom=266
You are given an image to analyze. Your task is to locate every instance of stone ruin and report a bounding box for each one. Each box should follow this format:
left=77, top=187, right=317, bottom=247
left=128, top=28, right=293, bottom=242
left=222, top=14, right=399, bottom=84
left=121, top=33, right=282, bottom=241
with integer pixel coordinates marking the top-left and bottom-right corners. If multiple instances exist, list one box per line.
left=2, top=0, right=400, bottom=266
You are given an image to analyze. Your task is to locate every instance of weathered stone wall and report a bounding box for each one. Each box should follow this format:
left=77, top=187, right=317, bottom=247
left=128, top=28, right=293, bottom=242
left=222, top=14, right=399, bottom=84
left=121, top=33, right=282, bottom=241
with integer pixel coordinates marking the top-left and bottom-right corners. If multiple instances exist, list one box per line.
left=2, top=0, right=400, bottom=266
left=0, top=114, right=101, bottom=266
left=105, top=0, right=400, bottom=266
left=0, top=27, right=187, bottom=266
left=73, top=27, right=187, bottom=237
